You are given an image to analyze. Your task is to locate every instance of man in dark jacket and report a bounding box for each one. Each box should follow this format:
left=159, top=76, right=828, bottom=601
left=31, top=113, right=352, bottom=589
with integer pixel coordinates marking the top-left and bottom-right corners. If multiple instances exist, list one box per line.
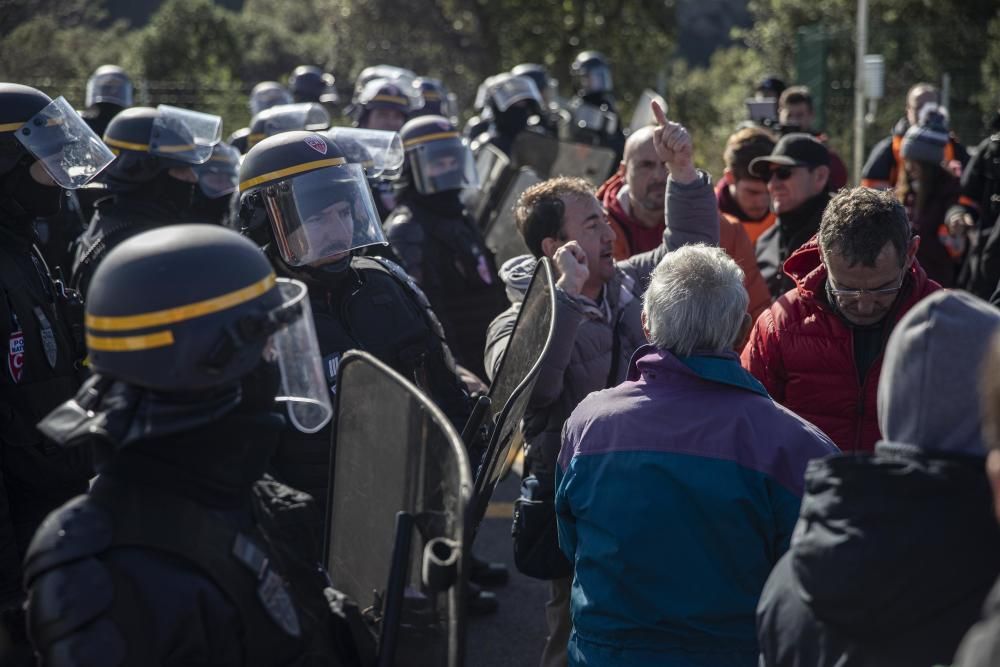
left=951, top=326, right=1000, bottom=666
left=743, top=187, right=940, bottom=452
left=757, top=290, right=1000, bottom=667
left=750, top=133, right=832, bottom=299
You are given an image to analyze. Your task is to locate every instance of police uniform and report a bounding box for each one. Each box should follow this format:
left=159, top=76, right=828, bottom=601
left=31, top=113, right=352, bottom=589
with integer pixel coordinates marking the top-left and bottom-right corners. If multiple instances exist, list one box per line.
left=0, top=84, right=102, bottom=626
left=71, top=105, right=223, bottom=295
left=387, top=116, right=508, bottom=381
left=26, top=224, right=365, bottom=666
left=235, top=130, right=473, bottom=517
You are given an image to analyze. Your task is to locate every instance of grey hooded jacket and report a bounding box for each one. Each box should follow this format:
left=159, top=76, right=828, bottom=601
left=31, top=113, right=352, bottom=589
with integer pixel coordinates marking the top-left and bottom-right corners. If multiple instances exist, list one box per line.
left=483, top=171, right=720, bottom=479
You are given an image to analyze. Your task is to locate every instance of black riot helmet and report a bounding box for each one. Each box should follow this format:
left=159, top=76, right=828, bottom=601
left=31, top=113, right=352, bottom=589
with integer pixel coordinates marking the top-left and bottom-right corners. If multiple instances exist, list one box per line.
left=248, top=80, right=293, bottom=117
left=247, top=102, right=330, bottom=151
left=399, top=115, right=479, bottom=196
left=69, top=224, right=332, bottom=437
left=85, top=65, right=134, bottom=109
left=0, top=83, right=114, bottom=218
left=484, top=73, right=543, bottom=137
left=571, top=50, right=613, bottom=96
left=238, top=131, right=386, bottom=268
left=101, top=105, right=222, bottom=189
left=288, top=66, right=326, bottom=103
left=411, top=77, right=455, bottom=120
left=353, top=80, right=412, bottom=131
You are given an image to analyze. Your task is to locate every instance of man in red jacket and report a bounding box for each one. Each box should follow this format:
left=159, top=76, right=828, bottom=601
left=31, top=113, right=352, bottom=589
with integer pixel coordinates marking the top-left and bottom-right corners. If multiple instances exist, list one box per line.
left=742, top=187, right=940, bottom=452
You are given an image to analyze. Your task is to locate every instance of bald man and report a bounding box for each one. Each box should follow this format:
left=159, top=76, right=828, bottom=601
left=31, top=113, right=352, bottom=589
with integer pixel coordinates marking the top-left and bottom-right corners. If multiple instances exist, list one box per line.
left=598, top=125, right=771, bottom=319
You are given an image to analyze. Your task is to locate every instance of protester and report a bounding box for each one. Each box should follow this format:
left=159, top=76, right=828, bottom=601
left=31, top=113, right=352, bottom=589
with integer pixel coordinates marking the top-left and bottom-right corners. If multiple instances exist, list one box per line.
left=716, top=126, right=778, bottom=245
left=758, top=290, right=1000, bottom=667
left=776, top=86, right=847, bottom=190
left=599, top=125, right=769, bottom=320
left=862, top=82, right=968, bottom=190
left=750, top=133, right=833, bottom=299
left=487, top=102, right=718, bottom=667
left=557, top=244, right=837, bottom=667
left=896, top=104, right=962, bottom=286
left=951, top=329, right=1000, bottom=666
left=743, top=187, right=940, bottom=452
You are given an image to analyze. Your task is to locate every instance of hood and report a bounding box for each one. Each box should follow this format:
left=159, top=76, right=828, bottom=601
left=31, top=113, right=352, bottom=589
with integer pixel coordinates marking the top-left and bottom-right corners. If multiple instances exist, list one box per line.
left=892, top=116, right=910, bottom=138
left=791, top=451, right=1000, bottom=637
left=597, top=170, right=630, bottom=223
left=877, top=290, right=1000, bottom=456
left=498, top=253, right=538, bottom=304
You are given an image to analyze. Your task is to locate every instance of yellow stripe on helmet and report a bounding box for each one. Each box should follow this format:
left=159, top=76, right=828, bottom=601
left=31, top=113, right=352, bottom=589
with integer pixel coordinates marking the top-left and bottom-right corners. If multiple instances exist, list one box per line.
left=238, top=156, right=346, bottom=192
left=87, top=330, right=175, bottom=352
left=403, top=131, right=460, bottom=148
left=86, top=273, right=276, bottom=332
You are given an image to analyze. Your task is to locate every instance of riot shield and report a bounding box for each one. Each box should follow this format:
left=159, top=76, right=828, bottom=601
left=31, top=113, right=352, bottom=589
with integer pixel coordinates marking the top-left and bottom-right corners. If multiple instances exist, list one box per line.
left=464, top=143, right=510, bottom=231
left=628, top=89, right=668, bottom=134
left=483, top=167, right=540, bottom=267
left=326, top=351, right=471, bottom=667
left=511, top=132, right=616, bottom=187
left=467, top=259, right=556, bottom=533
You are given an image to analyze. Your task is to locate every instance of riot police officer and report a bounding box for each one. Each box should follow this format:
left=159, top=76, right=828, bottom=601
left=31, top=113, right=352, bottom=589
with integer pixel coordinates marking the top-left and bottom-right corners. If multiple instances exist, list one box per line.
left=81, top=64, right=133, bottom=138
left=25, top=223, right=366, bottom=666
left=246, top=102, right=331, bottom=152
left=229, top=80, right=295, bottom=155
left=190, top=142, right=240, bottom=225
left=471, top=73, right=550, bottom=159
left=387, top=116, right=508, bottom=382
left=71, top=105, right=223, bottom=295
left=288, top=65, right=328, bottom=104
left=236, top=130, right=471, bottom=506
left=567, top=50, right=625, bottom=163
left=0, top=83, right=111, bottom=660
left=351, top=80, right=412, bottom=218
left=410, top=77, right=456, bottom=123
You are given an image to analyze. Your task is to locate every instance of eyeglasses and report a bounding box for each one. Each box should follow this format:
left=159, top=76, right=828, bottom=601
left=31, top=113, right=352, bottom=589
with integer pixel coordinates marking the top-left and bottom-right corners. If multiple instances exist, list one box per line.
left=765, top=166, right=798, bottom=182
left=827, top=270, right=907, bottom=303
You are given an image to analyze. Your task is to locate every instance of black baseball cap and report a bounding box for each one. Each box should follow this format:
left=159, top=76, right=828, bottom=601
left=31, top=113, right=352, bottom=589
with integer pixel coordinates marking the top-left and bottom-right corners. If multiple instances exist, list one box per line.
left=749, top=133, right=830, bottom=178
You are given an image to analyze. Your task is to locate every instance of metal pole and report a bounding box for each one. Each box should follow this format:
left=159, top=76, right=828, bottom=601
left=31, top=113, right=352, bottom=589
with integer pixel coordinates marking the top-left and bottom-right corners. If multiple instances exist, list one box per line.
left=853, top=0, right=868, bottom=185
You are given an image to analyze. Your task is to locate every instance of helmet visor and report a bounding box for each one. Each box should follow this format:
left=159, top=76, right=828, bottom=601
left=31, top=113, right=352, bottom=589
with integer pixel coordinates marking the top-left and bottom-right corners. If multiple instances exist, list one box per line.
left=269, top=278, right=332, bottom=433
left=194, top=143, right=240, bottom=198
left=490, top=76, right=542, bottom=112
left=86, top=72, right=133, bottom=108
left=262, top=162, right=386, bottom=267
left=579, top=66, right=613, bottom=94
left=326, top=127, right=404, bottom=178
left=15, top=96, right=115, bottom=189
left=152, top=105, right=222, bottom=165
left=407, top=136, right=480, bottom=195
left=249, top=86, right=293, bottom=117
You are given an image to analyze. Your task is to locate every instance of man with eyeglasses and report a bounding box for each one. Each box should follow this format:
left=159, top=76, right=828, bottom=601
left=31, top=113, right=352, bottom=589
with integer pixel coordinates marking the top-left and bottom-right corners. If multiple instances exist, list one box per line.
left=751, top=133, right=833, bottom=300
left=742, top=187, right=940, bottom=452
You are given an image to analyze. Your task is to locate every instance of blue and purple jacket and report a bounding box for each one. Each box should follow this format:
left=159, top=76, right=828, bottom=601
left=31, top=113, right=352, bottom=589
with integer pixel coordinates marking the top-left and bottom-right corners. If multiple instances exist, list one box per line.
left=555, top=345, right=838, bottom=667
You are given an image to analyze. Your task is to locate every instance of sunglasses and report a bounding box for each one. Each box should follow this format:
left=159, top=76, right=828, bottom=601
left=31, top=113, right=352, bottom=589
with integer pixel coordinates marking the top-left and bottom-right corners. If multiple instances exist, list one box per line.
left=765, top=166, right=801, bottom=182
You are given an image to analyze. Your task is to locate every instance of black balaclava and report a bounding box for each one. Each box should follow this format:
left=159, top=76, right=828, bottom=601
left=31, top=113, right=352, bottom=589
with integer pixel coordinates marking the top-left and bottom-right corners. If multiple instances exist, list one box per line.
left=0, top=159, right=62, bottom=222
left=494, top=105, right=531, bottom=137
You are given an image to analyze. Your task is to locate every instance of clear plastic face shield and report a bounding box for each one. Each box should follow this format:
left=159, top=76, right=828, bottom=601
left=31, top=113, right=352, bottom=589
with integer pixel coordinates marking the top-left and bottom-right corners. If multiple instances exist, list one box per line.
left=15, top=96, right=115, bottom=189
left=255, top=103, right=331, bottom=139
left=489, top=75, right=543, bottom=113
left=407, top=135, right=480, bottom=195
left=249, top=85, right=294, bottom=117
left=150, top=105, right=222, bottom=165
left=194, top=143, right=240, bottom=198
left=578, top=65, right=613, bottom=95
left=264, top=278, right=333, bottom=433
left=326, top=127, right=404, bottom=179
left=85, top=72, right=133, bottom=108
left=260, top=162, right=386, bottom=267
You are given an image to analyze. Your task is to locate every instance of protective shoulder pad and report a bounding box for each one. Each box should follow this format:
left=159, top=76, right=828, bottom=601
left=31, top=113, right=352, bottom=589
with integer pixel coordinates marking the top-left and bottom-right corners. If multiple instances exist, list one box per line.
left=39, top=618, right=126, bottom=667
left=363, top=256, right=448, bottom=341
left=383, top=206, right=420, bottom=239
left=23, top=496, right=113, bottom=585
left=27, top=557, right=118, bottom=654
